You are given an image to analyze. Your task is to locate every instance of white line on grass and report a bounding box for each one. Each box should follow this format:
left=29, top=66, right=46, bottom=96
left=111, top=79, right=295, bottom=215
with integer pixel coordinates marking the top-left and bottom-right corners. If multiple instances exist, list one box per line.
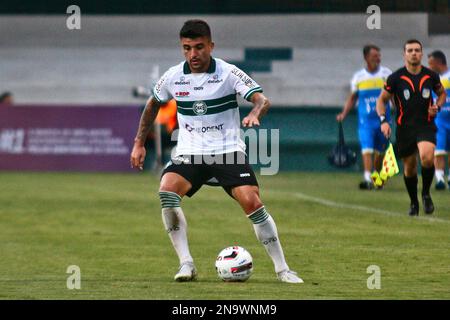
left=270, top=190, right=450, bottom=224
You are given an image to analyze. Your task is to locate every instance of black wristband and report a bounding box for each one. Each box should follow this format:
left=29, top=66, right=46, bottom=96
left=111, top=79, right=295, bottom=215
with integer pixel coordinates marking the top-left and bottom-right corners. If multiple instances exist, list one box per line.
left=437, top=105, right=442, bottom=112
left=379, top=115, right=387, bottom=124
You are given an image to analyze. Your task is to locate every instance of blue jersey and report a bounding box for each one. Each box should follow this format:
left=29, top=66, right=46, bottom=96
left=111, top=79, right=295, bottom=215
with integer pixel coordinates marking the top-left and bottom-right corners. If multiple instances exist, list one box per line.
left=435, top=69, right=450, bottom=126
left=351, top=66, right=392, bottom=127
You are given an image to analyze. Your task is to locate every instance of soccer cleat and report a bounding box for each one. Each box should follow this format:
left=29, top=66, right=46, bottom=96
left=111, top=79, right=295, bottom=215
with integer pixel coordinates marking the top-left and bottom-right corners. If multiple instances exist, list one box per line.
left=277, top=270, right=304, bottom=284
left=435, top=180, right=446, bottom=190
left=174, top=262, right=197, bottom=282
left=359, top=181, right=374, bottom=190
left=422, top=195, right=434, bottom=215
left=408, top=203, right=419, bottom=216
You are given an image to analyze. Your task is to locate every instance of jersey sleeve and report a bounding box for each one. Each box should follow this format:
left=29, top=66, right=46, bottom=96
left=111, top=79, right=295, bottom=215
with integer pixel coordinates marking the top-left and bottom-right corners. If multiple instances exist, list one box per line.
left=152, top=70, right=173, bottom=103
left=229, top=66, right=263, bottom=101
left=384, top=73, right=396, bottom=94
left=350, top=73, right=358, bottom=93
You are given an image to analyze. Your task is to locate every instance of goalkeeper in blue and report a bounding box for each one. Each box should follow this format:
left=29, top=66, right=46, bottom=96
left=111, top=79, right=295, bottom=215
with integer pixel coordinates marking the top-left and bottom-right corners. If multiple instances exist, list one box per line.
left=337, top=44, right=392, bottom=189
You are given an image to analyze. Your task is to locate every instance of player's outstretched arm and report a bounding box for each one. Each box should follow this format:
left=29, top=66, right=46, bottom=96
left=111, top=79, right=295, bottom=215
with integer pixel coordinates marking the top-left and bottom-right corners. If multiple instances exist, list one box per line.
left=336, top=92, right=357, bottom=122
left=242, top=92, right=270, bottom=128
left=130, top=96, right=162, bottom=170
left=376, top=89, right=392, bottom=138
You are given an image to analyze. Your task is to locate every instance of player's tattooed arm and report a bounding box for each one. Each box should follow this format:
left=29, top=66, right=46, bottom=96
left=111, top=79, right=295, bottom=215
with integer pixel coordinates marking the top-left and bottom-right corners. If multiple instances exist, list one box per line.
left=130, top=96, right=162, bottom=170
left=134, top=96, right=162, bottom=146
left=242, top=92, right=270, bottom=127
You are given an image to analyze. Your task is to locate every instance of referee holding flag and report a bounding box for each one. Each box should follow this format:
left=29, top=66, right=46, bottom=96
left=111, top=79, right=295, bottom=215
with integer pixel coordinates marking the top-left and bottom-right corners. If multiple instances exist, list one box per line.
left=376, top=39, right=447, bottom=216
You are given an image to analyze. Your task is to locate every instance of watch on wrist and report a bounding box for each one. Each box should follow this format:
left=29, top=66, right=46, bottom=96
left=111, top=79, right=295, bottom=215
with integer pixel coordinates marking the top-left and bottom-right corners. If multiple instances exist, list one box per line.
left=379, top=114, right=387, bottom=124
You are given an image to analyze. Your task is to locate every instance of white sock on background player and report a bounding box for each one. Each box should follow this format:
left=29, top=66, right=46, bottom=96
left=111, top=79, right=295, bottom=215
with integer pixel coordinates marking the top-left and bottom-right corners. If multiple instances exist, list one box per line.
left=249, top=206, right=289, bottom=273
left=160, top=191, right=193, bottom=265
left=364, top=170, right=372, bottom=183
left=435, top=169, right=445, bottom=182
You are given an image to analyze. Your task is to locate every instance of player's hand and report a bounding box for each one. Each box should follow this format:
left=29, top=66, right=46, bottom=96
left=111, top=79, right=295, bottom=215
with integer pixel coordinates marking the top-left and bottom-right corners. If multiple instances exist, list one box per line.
left=130, top=144, right=146, bottom=170
left=336, top=113, right=345, bottom=122
left=428, top=104, right=439, bottom=117
left=242, top=114, right=260, bottom=128
left=381, top=122, right=391, bottom=139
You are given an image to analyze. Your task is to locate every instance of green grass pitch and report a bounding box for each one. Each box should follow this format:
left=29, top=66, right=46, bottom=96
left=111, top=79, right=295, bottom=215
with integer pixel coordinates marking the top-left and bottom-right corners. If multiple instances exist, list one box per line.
left=0, top=171, right=449, bottom=299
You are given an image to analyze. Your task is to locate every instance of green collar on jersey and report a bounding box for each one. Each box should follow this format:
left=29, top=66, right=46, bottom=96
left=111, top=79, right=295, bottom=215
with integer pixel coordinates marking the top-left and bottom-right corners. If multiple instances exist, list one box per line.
left=183, top=57, right=216, bottom=74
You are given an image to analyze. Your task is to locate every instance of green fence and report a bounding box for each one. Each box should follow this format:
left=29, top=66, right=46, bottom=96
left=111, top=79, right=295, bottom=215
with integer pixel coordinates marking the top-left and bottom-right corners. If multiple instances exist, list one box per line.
left=239, top=106, right=361, bottom=172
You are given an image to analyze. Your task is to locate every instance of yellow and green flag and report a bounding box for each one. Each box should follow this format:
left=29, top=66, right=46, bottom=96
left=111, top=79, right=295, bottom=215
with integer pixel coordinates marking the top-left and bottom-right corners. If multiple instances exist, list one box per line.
left=371, top=143, right=399, bottom=187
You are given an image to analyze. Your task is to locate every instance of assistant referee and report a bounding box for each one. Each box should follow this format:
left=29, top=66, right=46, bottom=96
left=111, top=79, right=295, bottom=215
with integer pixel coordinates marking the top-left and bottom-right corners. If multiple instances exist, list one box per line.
left=376, top=39, right=447, bottom=216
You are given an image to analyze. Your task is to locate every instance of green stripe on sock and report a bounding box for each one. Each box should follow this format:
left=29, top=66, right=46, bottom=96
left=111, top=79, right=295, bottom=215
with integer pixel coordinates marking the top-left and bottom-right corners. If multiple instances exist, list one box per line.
left=249, top=207, right=269, bottom=224
left=159, top=191, right=181, bottom=208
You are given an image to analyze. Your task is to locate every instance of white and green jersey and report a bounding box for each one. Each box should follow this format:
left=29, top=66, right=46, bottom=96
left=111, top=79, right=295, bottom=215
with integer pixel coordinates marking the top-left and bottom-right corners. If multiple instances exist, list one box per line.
left=153, top=57, right=263, bottom=155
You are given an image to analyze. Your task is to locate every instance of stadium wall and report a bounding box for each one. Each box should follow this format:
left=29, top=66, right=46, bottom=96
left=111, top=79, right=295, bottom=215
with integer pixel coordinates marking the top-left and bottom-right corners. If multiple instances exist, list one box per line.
left=0, top=105, right=368, bottom=172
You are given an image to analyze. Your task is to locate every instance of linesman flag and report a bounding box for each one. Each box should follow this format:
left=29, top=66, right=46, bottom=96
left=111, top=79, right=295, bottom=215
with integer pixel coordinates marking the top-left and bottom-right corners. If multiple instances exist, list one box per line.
left=371, top=142, right=399, bottom=187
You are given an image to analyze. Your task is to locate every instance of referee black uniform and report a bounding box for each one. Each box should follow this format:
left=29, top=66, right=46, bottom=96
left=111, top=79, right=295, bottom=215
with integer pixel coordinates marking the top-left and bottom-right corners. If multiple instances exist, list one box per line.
left=384, top=65, right=443, bottom=214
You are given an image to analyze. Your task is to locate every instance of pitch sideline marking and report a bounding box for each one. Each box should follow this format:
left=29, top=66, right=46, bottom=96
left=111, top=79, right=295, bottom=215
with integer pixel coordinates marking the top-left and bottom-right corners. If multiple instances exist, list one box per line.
left=270, top=190, right=450, bottom=224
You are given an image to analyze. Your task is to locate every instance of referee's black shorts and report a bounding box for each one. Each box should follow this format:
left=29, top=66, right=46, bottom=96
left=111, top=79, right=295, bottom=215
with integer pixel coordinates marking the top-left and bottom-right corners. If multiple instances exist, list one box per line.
left=161, top=151, right=259, bottom=198
left=396, top=125, right=437, bottom=158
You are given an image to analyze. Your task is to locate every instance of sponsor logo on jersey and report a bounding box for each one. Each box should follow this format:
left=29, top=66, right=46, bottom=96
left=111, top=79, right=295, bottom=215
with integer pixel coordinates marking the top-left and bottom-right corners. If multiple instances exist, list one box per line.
left=175, top=91, right=190, bottom=97
left=403, top=89, right=410, bottom=100
left=154, top=76, right=167, bottom=94
left=208, top=74, right=223, bottom=83
left=193, top=101, right=207, bottom=115
left=422, top=88, right=430, bottom=99
left=185, top=123, right=224, bottom=133
left=175, top=76, right=190, bottom=85
left=231, top=68, right=257, bottom=89
left=194, top=86, right=203, bottom=90
left=240, top=173, right=251, bottom=177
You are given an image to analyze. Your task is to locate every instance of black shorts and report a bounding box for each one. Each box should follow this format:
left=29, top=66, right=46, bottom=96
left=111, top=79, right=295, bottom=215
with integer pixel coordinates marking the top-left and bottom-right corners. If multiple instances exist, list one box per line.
left=396, top=126, right=436, bottom=158
left=161, top=151, right=259, bottom=197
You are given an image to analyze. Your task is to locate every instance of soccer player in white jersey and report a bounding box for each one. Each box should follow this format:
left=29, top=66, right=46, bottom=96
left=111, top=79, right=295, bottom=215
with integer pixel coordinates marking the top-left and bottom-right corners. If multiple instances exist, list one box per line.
left=337, top=44, right=392, bottom=189
left=130, top=20, right=302, bottom=283
left=428, top=50, right=450, bottom=190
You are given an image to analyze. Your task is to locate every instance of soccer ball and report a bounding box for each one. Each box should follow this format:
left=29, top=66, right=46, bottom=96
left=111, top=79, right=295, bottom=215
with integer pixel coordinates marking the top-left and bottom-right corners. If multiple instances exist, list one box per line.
left=215, top=246, right=253, bottom=282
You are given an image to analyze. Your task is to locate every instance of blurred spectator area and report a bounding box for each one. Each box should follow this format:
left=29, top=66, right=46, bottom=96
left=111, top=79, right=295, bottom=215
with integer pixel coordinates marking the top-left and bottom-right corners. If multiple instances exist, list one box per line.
left=1, top=13, right=449, bottom=106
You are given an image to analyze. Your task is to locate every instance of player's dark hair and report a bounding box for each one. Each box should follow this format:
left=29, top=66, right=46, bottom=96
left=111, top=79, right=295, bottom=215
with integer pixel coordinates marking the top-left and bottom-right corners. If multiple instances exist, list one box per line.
left=403, top=39, right=422, bottom=51
left=363, top=44, right=380, bottom=58
left=428, top=50, right=447, bottom=66
left=180, top=20, right=211, bottom=40
left=0, top=91, right=12, bottom=103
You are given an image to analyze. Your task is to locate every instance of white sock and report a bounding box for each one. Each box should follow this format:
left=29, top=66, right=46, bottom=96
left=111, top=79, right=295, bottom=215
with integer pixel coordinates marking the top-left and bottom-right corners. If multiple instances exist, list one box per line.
left=249, top=207, right=289, bottom=274
left=364, top=171, right=372, bottom=182
left=160, top=192, right=193, bottom=265
left=435, top=169, right=445, bottom=182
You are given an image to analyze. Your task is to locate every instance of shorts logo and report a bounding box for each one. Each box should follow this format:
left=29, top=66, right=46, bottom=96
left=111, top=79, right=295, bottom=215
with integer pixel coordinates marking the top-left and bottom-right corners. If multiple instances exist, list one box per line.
left=422, top=88, right=430, bottom=99
left=403, top=89, right=410, bottom=100
left=193, top=101, right=207, bottom=115
left=240, top=173, right=250, bottom=177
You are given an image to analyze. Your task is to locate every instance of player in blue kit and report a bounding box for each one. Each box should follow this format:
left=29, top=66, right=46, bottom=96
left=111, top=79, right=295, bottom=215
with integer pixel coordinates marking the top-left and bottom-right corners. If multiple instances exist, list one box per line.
left=428, top=50, right=450, bottom=190
left=337, top=44, right=392, bottom=189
